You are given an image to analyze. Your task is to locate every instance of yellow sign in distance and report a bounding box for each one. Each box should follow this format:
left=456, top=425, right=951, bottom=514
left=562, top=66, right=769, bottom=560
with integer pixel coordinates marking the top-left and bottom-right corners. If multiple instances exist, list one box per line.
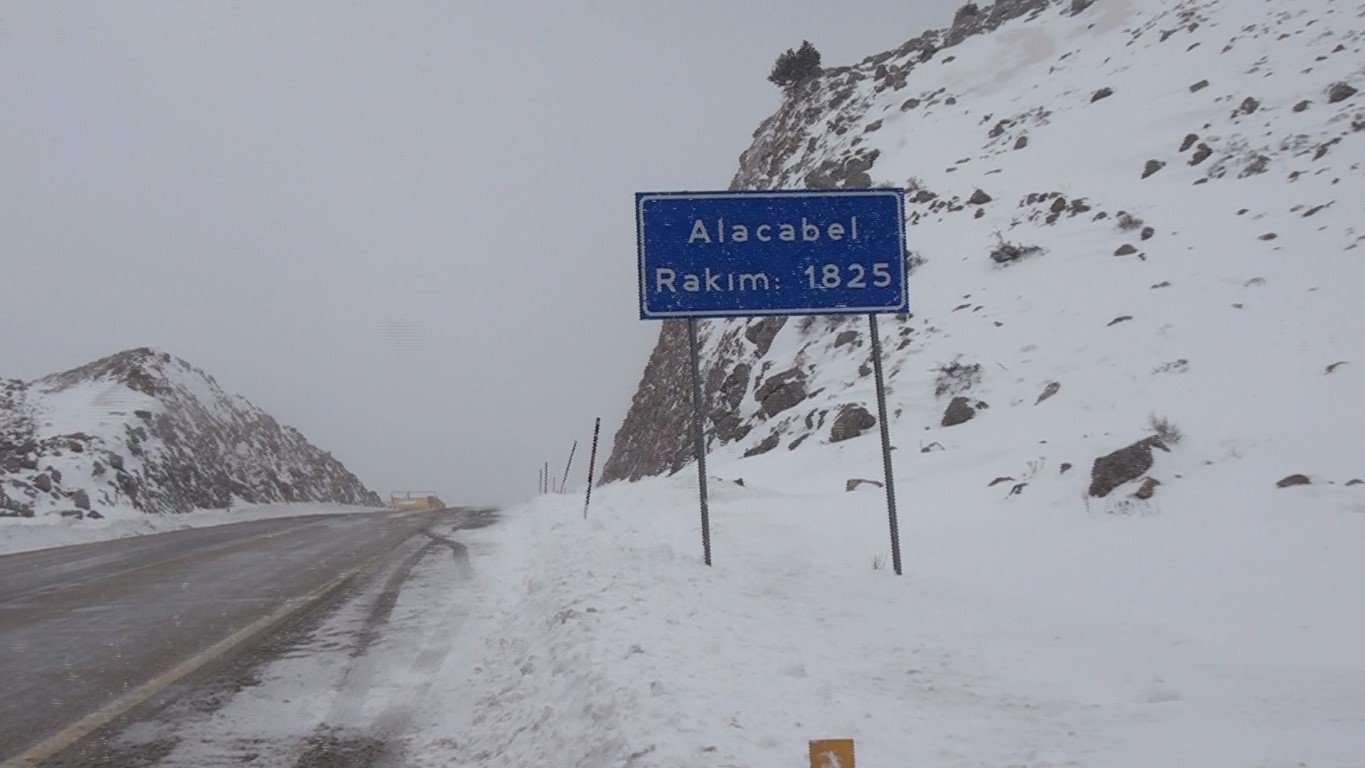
left=809, top=739, right=855, bottom=768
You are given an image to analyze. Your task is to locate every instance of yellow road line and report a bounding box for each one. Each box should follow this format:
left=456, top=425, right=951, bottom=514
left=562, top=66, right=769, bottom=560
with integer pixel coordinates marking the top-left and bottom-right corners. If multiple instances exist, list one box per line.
left=1, top=560, right=370, bottom=768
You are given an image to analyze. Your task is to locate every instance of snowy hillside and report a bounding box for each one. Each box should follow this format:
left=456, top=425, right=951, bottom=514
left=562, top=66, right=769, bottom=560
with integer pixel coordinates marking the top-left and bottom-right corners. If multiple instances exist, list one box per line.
left=605, top=0, right=1365, bottom=515
left=443, top=6, right=1365, bottom=763
left=435, top=467, right=1365, bottom=768
left=0, top=348, right=380, bottom=519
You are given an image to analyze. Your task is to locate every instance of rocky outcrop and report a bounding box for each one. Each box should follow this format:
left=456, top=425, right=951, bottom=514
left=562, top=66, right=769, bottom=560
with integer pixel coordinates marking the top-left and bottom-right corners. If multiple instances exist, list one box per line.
left=1276, top=473, right=1311, bottom=488
left=756, top=369, right=808, bottom=418
left=743, top=433, right=781, bottom=458
left=830, top=405, right=877, bottom=443
left=846, top=478, right=884, bottom=491
left=1035, top=382, right=1061, bottom=405
left=0, top=348, right=380, bottom=518
left=1133, top=477, right=1161, bottom=499
left=601, top=322, right=696, bottom=483
left=745, top=318, right=786, bottom=357
left=603, top=0, right=1365, bottom=490
left=1089, top=437, right=1169, bottom=498
left=1326, top=82, right=1356, bottom=104
left=605, top=2, right=1063, bottom=484
left=941, top=397, right=976, bottom=427
left=728, top=0, right=1056, bottom=194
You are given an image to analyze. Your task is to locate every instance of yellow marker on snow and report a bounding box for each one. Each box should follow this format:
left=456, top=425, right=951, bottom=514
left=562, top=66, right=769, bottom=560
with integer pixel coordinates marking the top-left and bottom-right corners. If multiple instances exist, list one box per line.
left=809, top=739, right=855, bottom=768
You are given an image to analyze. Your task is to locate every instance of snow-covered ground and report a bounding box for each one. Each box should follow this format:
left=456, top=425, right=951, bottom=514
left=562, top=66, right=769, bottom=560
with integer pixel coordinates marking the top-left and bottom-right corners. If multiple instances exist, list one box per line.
left=10, top=0, right=1361, bottom=764
left=419, top=451, right=1364, bottom=768
left=505, top=5, right=1364, bottom=758
left=81, top=444, right=1363, bottom=766
left=0, top=502, right=386, bottom=556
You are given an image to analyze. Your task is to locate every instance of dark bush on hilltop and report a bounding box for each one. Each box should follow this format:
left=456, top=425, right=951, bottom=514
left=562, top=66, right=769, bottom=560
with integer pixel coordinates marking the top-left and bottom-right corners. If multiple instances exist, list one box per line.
left=768, top=41, right=822, bottom=87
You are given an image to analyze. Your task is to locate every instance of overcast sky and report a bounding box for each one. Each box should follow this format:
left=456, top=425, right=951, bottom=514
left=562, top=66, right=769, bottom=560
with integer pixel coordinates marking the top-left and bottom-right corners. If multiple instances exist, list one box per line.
left=1, top=1, right=961, bottom=504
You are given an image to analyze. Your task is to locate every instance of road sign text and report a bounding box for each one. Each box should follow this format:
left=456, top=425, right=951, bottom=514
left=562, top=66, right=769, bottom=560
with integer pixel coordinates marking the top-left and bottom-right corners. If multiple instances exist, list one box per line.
left=636, top=190, right=906, bottom=319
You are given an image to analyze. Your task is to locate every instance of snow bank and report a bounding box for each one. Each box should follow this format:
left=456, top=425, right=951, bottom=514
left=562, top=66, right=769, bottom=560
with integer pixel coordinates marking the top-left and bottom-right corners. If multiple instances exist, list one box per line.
left=429, top=444, right=1365, bottom=767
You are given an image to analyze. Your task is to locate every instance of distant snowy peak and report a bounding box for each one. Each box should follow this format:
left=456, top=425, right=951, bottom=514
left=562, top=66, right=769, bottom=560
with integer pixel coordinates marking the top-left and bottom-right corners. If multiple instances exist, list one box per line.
left=36, top=346, right=222, bottom=397
left=1, top=348, right=381, bottom=519
left=605, top=0, right=1364, bottom=493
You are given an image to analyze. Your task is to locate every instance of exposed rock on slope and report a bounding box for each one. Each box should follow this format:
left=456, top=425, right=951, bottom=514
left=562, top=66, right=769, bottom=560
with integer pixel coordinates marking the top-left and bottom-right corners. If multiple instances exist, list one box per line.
left=604, top=0, right=1365, bottom=504
left=0, top=348, right=380, bottom=518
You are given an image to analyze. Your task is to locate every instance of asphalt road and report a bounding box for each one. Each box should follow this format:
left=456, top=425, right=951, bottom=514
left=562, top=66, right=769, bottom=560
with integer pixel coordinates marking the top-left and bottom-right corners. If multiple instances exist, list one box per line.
left=0, top=509, right=455, bottom=765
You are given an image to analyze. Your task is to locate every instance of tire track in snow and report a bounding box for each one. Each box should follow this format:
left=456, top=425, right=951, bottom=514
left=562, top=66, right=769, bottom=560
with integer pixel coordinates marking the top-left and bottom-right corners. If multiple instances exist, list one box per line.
left=299, top=523, right=481, bottom=767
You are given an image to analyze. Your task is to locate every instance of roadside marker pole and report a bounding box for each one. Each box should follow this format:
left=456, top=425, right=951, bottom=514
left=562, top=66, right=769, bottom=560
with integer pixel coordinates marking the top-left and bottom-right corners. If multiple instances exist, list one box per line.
left=687, top=318, right=712, bottom=567
left=868, top=314, right=902, bottom=576
left=583, top=417, right=601, bottom=518
left=559, top=440, right=578, bottom=494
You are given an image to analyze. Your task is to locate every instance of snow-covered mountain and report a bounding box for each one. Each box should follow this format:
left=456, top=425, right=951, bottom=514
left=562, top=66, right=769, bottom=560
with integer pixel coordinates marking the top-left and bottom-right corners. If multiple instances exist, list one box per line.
left=605, top=0, right=1364, bottom=507
left=0, top=348, right=380, bottom=519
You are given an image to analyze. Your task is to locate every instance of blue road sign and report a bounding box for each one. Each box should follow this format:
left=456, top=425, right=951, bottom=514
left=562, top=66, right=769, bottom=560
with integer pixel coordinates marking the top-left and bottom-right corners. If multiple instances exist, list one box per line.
left=636, top=189, right=906, bottom=320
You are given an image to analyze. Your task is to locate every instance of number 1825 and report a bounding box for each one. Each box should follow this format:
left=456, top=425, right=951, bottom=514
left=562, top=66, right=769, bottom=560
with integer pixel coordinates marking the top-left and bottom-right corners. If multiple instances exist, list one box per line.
left=803, top=262, right=893, bottom=290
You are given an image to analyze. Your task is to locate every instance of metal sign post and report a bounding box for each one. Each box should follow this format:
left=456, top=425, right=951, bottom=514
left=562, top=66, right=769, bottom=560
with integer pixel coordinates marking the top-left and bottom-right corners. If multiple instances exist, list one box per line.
left=635, top=188, right=907, bottom=571
left=687, top=318, right=713, bottom=566
left=867, top=314, right=902, bottom=576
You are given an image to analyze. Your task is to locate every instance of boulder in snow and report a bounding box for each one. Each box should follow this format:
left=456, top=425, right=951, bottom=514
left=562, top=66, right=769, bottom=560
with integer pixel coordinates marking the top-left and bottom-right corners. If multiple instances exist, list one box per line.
left=1133, top=477, right=1161, bottom=500
left=1035, top=381, right=1061, bottom=405
left=846, top=478, right=884, bottom=492
left=744, top=318, right=785, bottom=357
left=1327, top=82, right=1357, bottom=104
left=942, top=397, right=976, bottom=427
left=1089, top=437, right=1169, bottom=498
left=830, top=405, right=877, bottom=443
left=743, top=433, right=781, bottom=458
left=756, top=369, right=808, bottom=418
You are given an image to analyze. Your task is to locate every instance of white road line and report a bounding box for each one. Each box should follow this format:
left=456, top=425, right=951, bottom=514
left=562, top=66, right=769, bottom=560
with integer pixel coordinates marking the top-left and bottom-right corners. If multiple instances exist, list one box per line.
left=0, top=519, right=330, bottom=606
left=1, top=557, right=375, bottom=768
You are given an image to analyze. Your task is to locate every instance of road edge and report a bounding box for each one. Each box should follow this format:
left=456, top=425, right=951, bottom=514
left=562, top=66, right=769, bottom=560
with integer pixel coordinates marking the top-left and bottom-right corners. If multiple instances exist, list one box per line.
left=1, top=557, right=377, bottom=768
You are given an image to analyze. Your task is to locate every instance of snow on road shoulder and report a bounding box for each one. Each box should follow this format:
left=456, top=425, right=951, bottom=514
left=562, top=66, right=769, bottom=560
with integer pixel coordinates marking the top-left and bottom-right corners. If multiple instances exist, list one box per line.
left=101, top=511, right=503, bottom=767
left=432, top=451, right=1365, bottom=768
left=0, top=502, right=386, bottom=556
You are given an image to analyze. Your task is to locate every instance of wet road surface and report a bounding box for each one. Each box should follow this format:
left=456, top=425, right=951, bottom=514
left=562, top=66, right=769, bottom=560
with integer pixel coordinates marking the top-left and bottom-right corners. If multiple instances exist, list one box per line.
left=0, top=509, right=457, bottom=764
